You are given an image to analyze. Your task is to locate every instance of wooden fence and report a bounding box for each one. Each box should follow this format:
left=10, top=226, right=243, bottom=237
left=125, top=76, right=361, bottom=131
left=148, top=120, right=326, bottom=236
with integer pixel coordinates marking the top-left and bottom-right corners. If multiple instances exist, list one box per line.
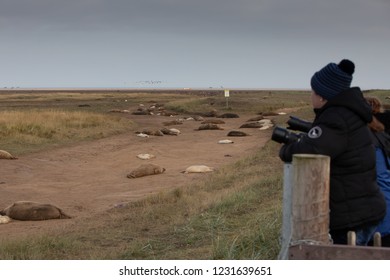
left=278, top=154, right=390, bottom=260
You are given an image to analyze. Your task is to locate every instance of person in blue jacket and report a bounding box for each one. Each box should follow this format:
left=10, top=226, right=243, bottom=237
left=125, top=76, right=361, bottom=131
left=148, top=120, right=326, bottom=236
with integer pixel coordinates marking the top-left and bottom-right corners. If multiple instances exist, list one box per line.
left=278, top=59, right=386, bottom=245
left=366, top=96, right=390, bottom=246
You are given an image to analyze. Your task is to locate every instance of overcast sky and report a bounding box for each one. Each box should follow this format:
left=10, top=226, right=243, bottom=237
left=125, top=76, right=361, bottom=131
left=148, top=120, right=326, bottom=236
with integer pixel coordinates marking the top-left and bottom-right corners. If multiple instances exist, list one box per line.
left=0, top=0, right=389, bottom=89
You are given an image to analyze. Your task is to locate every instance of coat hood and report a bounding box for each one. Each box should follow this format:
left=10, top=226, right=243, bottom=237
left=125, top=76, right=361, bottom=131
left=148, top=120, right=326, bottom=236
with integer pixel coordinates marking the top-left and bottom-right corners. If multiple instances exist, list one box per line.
left=315, top=87, right=372, bottom=123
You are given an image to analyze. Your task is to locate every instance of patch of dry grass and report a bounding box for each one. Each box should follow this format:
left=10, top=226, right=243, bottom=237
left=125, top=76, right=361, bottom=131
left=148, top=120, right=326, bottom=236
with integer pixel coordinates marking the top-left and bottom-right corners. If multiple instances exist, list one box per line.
left=164, top=90, right=311, bottom=115
left=0, top=109, right=134, bottom=155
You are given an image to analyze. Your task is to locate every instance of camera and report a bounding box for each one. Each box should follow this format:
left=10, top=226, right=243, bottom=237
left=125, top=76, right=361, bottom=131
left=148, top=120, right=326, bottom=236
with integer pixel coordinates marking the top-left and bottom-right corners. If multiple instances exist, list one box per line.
left=271, top=126, right=303, bottom=144
left=286, top=116, right=312, bottom=133
left=271, top=116, right=312, bottom=144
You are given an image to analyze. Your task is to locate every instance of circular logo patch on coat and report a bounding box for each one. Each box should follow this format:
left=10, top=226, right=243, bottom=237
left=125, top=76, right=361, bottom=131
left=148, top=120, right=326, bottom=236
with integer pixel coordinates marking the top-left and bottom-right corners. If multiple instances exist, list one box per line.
left=308, top=126, right=322, bottom=139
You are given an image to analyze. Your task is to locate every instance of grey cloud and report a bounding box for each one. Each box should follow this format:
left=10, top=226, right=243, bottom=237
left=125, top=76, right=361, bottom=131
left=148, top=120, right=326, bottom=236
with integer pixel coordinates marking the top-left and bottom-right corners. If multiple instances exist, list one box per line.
left=2, top=0, right=389, bottom=39
left=1, top=0, right=264, bottom=35
left=1, top=0, right=389, bottom=89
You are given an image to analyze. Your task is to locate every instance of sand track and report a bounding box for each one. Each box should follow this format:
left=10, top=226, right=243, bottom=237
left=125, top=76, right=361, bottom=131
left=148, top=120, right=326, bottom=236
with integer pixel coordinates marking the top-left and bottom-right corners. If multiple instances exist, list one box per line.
left=0, top=112, right=273, bottom=238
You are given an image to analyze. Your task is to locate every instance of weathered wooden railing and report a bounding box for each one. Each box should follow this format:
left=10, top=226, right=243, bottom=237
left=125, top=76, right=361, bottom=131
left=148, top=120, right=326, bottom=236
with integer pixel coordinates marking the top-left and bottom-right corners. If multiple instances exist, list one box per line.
left=278, top=154, right=390, bottom=260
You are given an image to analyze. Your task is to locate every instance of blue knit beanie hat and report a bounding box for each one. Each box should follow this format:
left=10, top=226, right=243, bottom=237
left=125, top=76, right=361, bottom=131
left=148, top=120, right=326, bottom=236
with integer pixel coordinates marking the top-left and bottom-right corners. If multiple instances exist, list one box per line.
left=310, top=59, right=355, bottom=100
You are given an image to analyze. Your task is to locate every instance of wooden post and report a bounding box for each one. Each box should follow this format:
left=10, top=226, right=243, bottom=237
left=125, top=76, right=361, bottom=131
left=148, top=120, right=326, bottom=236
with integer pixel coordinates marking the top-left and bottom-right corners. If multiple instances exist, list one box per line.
left=278, top=163, right=293, bottom=260
left=348, top=231, right=356, bottom=246
left=291, top=154, right=331, bottom=244
left=373, top=232, right=382, bottom=247
left=283, top=155, right=390, bottom=259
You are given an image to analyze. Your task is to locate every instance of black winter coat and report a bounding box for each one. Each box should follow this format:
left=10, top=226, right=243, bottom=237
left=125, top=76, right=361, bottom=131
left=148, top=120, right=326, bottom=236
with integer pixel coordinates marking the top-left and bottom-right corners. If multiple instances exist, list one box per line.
left=279, top=87, right=386, bottom=230
left=375, top=111, right=390, bottom=135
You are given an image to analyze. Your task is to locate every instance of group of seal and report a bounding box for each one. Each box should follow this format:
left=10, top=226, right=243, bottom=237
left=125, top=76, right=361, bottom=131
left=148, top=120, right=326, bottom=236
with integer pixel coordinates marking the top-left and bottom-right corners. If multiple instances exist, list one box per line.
left=128, top=112, right=275, bottom=179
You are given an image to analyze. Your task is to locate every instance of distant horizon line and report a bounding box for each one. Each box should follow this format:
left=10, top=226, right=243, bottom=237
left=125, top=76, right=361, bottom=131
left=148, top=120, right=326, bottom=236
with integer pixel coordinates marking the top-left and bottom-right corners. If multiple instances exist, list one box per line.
left=0, top=86, right=311, bottom=91
left=0, top=86, right=387, bottom=91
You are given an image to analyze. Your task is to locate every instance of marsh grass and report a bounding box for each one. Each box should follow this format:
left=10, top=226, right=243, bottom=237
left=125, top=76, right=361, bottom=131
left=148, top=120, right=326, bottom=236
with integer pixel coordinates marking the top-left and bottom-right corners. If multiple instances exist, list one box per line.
left=0, top=91, right=195, bottom=114
left=0, top=235, right=85, bottom=260
left=164, top=90, right=311, bottom=115
left=0, top=109, right=134, bottom=155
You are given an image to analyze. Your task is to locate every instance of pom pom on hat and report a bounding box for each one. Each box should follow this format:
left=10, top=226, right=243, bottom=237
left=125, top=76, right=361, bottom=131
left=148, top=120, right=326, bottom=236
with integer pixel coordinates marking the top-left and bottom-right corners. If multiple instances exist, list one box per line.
left=311, top=59, right=354, bottom=100
left=338, top=59, right=355, bottom=75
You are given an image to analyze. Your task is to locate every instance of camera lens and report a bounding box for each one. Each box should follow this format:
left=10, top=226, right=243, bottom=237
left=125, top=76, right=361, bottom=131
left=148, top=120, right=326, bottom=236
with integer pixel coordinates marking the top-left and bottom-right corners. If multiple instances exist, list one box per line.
left=271, top=126, right=300, bottom=144
left=271, top=127, right=289, bottom=143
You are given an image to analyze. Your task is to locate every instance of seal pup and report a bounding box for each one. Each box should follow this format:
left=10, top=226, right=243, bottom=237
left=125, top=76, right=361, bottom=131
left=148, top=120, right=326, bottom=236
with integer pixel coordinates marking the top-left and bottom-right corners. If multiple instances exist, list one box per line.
left=0, top=150, right=17, bottom=159
left=182, top=165, right=214, bottom=173
left=0, top=215, right=11, bottom=224
left=136, top=133, right=149, bottom=138
left=239, top=122, right=263, bottom=128
left=160, top=128, right=179, bottom=135
left=0, top=201, right=71, bottom=221
left=227, top=130, right=250, bottom=137
left=217, top=113, right=239, bottom=118
left=218, top=139, right=234, bottom=144
left=127, top=163, right=165, bottom=178
left=196, top=123, right=223, bottom=130
left=136, top=153, right=156, bottom=160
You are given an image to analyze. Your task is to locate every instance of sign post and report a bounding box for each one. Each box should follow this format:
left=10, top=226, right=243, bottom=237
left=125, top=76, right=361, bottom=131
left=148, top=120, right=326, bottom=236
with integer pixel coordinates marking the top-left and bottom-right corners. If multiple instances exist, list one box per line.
left=224, top=89, right=230, bottom=109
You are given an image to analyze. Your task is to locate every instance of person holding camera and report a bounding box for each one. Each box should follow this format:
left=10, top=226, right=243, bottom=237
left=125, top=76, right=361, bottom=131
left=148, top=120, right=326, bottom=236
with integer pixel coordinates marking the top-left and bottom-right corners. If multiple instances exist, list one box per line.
left=278, top=59, right=386, bottom=245
left=366, top=96, right=390, bottom=246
